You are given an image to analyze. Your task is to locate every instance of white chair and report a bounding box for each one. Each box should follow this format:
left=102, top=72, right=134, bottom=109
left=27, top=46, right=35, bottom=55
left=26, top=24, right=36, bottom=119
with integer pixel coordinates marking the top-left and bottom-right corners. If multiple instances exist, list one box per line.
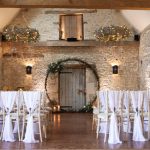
left=40, top=91, right=52, bottom=129
left=107, top=90, right=122, bottom=144
left=22, top=91, right=47, bottom=143
left=130, top=91, right=147, bottom=141
left=121, top=91, right=133, bottom=141
left=142, top=90, right=150, bottom=139
left=12, top=90, right=26, bottom=141
left=0, top=91, right=5, bottom=140
left=92, top=91, right=99, bottom=130
left=92, top=106, right=99, bottom=130
left=96, top=90, right=110, bottom=142
left=0, top=91, right=17, bottom=142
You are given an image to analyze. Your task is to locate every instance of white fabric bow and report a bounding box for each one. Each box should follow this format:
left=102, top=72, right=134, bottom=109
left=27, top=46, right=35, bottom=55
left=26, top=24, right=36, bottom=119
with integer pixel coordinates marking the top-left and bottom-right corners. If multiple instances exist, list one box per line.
left=108, top=90, right=122, bottom=144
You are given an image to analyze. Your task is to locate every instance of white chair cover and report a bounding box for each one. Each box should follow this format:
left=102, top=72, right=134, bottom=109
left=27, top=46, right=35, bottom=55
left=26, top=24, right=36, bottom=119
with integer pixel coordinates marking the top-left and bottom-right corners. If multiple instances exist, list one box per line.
left=1, top=91, right=17, bottom=142
left=99, top=90, right=107, bottom=112
left=13, top=91, right=24, bottom=133
left=99, top=90, right=109, bottom=133
left=143, top=89, right=150, bottom=137
left=123, top=91, right=132, bottom=133
left=23, top=91, right=41, bottom=143
left=130, top=91, right=147, bottom=141
left=108, top=90, right=122, bottom=144
left=143, top=91, right=148, bottom=132
left=0, top=93, right=3, bottom=108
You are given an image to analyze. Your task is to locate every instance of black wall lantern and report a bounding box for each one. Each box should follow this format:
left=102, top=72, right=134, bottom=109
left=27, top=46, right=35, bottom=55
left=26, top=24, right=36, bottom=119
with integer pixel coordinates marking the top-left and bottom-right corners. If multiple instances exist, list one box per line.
left=112, top=65, right=118, bottom=74
left=26, top=66, right=32, bottom=74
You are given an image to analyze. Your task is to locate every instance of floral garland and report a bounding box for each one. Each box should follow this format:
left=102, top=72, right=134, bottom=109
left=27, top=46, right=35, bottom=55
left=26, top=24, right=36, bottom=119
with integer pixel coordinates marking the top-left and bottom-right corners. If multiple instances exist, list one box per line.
left=2, top=25, right=40, bottom=43
left=45, top=58, right=100, bottom=102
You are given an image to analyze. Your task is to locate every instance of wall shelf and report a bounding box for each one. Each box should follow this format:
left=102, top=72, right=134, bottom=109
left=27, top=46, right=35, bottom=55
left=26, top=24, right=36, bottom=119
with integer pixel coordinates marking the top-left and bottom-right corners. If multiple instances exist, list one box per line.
left=32, top=40, right=139, bottom=47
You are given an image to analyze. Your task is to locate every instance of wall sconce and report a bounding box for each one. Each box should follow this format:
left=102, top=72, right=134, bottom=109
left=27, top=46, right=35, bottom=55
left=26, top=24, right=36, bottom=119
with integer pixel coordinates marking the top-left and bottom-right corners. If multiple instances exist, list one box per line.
left=26, top=66, right=32, bottom=74
left=112, top=65, right=118, bottom=74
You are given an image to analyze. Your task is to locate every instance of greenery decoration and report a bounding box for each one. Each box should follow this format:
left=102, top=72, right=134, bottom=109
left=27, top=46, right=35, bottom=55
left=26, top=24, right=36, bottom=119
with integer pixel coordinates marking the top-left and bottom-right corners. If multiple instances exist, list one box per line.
left=47, top=62, right=64, bottom=74
left=2, top=25, right=40, bottom=43
left=78, top=102, right=93, bottom=113
left=45, top=58, right=100, bottom=103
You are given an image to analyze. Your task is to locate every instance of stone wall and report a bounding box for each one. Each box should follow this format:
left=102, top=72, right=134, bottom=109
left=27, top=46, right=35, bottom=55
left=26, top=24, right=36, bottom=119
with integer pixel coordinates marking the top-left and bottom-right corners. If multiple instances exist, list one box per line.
left=139, top=25, right=150, bottom=89
left=0, top=8, right=139, bottom=104
left=11, top=9, right=134, bottom=41
left=2, top=44, right=139, bottom=103
left=0, top=44, right=2, bottom=89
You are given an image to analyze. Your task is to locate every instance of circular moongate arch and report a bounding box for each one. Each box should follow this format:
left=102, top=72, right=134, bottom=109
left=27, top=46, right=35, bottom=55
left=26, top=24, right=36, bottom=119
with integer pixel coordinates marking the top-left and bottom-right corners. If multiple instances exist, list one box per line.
left=45, top=58, right=100, bottom=101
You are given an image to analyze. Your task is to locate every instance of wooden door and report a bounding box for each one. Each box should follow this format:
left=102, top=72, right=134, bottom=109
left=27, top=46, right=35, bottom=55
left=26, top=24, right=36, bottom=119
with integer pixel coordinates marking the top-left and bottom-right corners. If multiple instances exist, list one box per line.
left=59, top=14, right=83, bottom=40
left=59, top=68, right=85, bottom=111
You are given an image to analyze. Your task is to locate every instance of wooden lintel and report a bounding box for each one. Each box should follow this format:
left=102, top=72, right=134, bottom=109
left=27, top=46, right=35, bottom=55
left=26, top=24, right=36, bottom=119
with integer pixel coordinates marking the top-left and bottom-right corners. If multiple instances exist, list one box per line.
left=32, top=40, right=140, bottom=47
left=1, top=40, right=140, bottom=48
left=45, top=9, right=97, bottom=14
left=0, top=0, right=150, bottom=10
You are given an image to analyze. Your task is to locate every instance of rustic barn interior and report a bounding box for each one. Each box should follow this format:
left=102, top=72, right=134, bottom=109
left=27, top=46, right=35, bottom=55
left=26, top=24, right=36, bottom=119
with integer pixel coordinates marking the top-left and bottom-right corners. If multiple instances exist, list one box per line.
left=1, top=1, right=150, bottom=149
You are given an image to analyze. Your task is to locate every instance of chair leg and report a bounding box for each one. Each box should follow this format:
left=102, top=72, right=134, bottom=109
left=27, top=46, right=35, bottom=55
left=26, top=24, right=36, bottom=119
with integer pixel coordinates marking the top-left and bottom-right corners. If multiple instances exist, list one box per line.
left=96, top=118, right=100, bottom=139
left=38, top=117, right=43, bottom=142
left=43, top=125, right=47, bottom=139
left=92, top=115, right=95, bottom=131
left=21, top=116, right=25, bottom=141
left=126, top=118, right=130, bottom=141
left=0, top=113, right=5, bottom=140
left=118, top=117, right=122, bottom=141
left=104, top=121, right=108, bottom=143
left=17, top=118, right=20, bottom=141
left=148, top=118, right=150, bottom=140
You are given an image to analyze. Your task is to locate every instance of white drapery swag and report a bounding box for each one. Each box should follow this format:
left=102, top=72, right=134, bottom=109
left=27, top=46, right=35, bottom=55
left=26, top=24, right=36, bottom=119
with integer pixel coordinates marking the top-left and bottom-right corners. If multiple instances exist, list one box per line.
left=108, top=91, right=122, bottom=144
left=143, top=91, right=149, bottom=132
left=99, top=91, right=109, bottom=133
left=123, top=91, right=132, bottom=133
left=23, top=91, right=41, bottom=143
left=130, top=91, right=147, bottom=141
left=1, top=91, right=17, bottom=142
left=99, top=90, right=108, bottom=112
left=13, top=90, right=24, bottom=134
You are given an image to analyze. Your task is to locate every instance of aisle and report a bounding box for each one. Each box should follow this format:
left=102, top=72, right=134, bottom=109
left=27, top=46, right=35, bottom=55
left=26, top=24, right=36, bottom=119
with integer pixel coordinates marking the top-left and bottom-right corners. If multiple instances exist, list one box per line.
left=0, top=113, right=150, bottom=149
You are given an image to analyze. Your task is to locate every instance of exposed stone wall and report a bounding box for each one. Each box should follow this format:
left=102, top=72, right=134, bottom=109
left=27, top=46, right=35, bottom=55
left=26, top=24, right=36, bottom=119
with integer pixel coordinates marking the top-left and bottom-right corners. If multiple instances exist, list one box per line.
left=0, top=33, right=2, bottom=89
left=86, top=68, right=97, bottom=103
left=139, top=25, right=150, bottom=89
left=1, top=8, right=139, bottom=104
left=2, top=44, right=139, bottom=103
left=83, top=9, right=134, bottom=40
left=0, top=47, right=2, bottom=89
left=11, top=9, right=134, bottom=41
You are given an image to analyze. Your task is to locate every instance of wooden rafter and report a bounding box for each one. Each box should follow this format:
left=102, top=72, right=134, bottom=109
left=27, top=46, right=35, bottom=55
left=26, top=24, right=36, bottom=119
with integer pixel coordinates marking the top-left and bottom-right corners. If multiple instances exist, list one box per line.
left=0, top=0, right=150, bottom=10
left=45, top=9, right=97, bottom=14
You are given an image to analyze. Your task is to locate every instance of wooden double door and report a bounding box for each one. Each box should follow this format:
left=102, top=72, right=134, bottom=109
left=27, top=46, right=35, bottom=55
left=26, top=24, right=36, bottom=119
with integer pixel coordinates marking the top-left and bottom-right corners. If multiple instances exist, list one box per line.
left=59, top=67, right=85, bottom=111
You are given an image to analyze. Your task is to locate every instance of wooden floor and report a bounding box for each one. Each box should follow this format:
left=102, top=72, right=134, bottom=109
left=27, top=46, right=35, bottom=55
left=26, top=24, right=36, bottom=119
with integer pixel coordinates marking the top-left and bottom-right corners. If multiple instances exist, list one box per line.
left=0, top=113, right=150, bottom=149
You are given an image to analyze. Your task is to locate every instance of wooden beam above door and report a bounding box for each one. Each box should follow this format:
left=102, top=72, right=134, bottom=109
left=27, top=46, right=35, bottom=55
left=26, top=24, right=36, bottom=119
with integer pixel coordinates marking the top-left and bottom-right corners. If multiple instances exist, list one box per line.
left=1, top=0, right=150, bottom=10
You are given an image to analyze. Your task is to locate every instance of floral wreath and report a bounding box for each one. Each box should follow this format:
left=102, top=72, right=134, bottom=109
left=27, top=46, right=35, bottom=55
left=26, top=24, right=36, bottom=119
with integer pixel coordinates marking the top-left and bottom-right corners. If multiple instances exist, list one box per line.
left=44, top=58, right=100, bottom=102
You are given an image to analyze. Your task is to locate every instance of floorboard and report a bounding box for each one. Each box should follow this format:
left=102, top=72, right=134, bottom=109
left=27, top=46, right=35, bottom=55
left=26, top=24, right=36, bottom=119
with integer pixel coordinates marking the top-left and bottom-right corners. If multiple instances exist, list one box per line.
left=0, top=113, right=150, bottom=149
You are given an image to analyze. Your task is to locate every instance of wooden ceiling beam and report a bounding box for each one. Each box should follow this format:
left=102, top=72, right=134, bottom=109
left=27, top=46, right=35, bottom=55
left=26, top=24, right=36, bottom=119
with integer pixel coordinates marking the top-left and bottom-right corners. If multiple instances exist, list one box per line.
left=0, top=0, right=150, bottom=10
